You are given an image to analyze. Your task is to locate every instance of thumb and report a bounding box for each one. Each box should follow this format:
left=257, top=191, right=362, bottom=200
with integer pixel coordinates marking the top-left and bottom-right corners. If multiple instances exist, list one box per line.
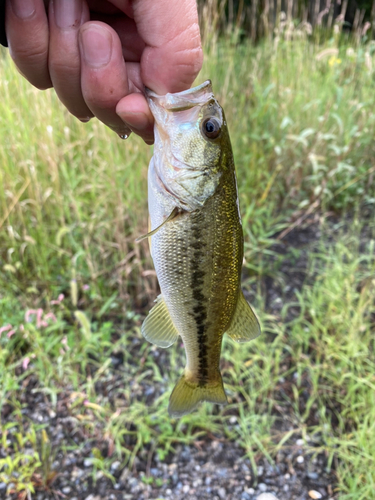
left=132, top=0, right=203, bottom=94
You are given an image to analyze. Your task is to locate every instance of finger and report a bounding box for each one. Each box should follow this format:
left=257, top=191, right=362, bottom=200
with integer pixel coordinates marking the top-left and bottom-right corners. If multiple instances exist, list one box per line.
left=91, top=14, right=145, bottom=62
left=132, top=0, right=203, bottom=94
left=116, top=92, right=154, bottom=145
left=48, top=0, right=93, bottom=121
left=116, top=61, right=154, bottom=144
left=5, top=0, right=52, bottom=89
left=79, top=21, right=132, bottom=136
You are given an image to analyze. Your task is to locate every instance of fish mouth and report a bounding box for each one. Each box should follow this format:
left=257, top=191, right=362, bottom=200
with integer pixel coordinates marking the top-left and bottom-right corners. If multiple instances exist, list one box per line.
left=146, top=80, right=214, bottom=111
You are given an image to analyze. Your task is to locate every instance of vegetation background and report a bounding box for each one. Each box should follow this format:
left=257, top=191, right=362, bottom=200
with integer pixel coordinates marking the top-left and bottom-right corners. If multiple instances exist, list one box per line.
left=0, top=0, right=375, bottom=498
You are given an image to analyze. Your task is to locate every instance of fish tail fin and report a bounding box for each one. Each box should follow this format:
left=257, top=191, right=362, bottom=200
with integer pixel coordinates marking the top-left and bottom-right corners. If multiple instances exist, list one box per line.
left=168, top=373, right=227, bottom=418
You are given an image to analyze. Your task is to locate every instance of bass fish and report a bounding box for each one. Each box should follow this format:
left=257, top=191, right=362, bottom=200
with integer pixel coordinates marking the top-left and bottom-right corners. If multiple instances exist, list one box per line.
left=141, top=80, right=260, bottom=417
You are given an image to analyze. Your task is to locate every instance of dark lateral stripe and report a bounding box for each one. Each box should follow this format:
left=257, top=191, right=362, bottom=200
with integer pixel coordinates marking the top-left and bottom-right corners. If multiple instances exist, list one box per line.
left=190, top=217, right=209, bottom=385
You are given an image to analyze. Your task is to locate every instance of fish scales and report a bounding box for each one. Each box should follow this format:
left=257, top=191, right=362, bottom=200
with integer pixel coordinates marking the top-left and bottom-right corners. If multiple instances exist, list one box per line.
left=151, top=168, right=242, bottom=385
left=141, top=80, right=261, bottom=417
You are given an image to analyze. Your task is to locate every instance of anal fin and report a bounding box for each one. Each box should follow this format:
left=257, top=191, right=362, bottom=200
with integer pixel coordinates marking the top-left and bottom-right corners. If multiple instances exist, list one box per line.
left=141, top=295, right=179, bottom=348
left=225, top=290, right=261, bottom=343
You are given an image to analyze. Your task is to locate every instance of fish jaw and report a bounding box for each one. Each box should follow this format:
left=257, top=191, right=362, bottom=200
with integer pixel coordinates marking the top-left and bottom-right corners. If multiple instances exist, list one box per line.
left=146, top=80, right=215, bottom=116
left=146, top=81, right=225, bottom=213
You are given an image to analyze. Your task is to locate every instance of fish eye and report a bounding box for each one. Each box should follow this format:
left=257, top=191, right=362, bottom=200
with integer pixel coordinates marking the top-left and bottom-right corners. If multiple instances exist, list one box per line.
left=201, top=117, right=221, bottom=140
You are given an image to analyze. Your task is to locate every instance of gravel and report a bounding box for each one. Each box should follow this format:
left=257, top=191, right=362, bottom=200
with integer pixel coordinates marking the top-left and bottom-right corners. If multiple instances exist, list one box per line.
left=1, top=413, right=337, bottom=500
left=257, top=494, right=281, bottom=500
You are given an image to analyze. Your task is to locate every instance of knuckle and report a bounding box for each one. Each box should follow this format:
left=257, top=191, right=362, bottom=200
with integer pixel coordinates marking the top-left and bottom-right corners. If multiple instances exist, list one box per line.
left=169, top=23, right=203, bottom=80
left=11, top=43, right=49, bottom=66
left=49, top=59, right=79, bottom=78
left=49, top=54, right=81, bottom=92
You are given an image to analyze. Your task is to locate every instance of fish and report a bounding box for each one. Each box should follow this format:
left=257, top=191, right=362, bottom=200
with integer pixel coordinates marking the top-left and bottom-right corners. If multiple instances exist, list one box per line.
left=140, top=80, right=261, bottom=417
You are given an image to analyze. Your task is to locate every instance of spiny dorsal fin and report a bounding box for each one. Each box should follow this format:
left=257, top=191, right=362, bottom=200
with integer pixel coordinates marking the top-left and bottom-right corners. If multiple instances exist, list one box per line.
left=141, top=295, right=179, bottom=348
left=136, top=207, right=181, bottom=243
left=225, top=290, right=261, bottom=343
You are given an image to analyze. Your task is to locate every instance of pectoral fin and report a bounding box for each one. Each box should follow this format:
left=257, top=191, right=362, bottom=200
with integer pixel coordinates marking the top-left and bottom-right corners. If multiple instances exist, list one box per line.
left=141, top=295, right=179, bottom=348
left=225, top=290, right=261, bottom=343
left=136, top=207, right=181, bottom=243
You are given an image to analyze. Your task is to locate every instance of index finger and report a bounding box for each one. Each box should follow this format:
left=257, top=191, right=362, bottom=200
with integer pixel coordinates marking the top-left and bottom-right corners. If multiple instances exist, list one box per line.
left=5, top=0, right=52, bottom=89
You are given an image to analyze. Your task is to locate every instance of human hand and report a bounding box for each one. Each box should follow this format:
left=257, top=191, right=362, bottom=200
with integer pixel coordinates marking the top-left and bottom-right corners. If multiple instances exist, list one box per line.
left=5, top=0, right=203, bottom=143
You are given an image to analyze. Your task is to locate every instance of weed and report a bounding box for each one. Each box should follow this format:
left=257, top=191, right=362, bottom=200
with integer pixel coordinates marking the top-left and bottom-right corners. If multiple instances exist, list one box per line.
left=0, top=424, right=57, bottom=499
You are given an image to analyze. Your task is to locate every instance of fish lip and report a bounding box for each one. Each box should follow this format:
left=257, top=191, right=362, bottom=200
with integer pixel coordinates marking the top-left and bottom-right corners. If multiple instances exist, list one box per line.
left=145, top=80, right=214, bottom=111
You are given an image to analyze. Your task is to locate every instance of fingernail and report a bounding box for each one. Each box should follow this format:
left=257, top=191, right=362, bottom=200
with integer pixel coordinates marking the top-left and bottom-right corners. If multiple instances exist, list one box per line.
left=80, top=25, right=112, bottom=67
left=79, top=117, right=91, bottom=123
left=54, top=0, right=82, bottom=30
left=11, top=0, right=35, bottom=19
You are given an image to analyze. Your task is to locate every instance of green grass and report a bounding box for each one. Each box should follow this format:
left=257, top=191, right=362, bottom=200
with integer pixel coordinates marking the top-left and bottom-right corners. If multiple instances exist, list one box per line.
left=1, top=32, right=375, bottom=498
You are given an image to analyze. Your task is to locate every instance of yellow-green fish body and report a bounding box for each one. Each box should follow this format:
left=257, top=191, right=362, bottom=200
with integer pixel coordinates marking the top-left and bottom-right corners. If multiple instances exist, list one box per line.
left=142, top=81, right=260, bottom=417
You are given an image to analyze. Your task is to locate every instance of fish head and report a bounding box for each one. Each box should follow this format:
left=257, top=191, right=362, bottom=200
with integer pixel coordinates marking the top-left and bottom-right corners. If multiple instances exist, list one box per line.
left=147, top=80, right=232, bottom=211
